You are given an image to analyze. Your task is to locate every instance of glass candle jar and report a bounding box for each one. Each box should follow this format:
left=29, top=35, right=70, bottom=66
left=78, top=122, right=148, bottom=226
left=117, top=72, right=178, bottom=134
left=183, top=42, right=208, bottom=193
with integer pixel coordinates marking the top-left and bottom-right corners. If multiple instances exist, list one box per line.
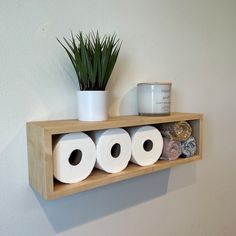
left=137, top=82, right=172, bottom=116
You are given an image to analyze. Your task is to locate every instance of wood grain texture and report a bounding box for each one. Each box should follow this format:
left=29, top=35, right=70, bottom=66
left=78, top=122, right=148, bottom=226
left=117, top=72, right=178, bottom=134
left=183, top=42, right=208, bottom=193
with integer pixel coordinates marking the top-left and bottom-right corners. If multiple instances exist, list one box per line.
left=52, top=156, right=201, bottom=200
left=27, top=124, right=45, bottom=198
left=27, top=124, right=54, bottom=199
left=28, top=112, right=202, bottom=135
left=26, top=113, right=203, bottom=200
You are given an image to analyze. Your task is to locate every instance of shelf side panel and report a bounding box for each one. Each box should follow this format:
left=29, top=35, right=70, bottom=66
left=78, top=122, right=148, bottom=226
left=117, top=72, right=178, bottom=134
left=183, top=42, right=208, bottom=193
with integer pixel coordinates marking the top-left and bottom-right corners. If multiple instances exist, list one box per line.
left=27, top=124, right=54, bottom=199
left=188, top=117, right=203, bottom=158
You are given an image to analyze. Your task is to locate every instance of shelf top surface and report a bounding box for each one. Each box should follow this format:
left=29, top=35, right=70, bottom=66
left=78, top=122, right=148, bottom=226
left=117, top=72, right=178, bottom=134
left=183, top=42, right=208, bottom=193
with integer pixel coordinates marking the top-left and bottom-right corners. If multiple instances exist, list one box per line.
left=27, top=112, right=203, bottom=135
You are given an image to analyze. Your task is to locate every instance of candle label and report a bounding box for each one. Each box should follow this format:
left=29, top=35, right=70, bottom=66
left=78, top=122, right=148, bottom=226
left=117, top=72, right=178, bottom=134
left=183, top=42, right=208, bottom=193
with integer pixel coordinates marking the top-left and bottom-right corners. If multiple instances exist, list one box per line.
left=138, top=83, right=171, bottom=114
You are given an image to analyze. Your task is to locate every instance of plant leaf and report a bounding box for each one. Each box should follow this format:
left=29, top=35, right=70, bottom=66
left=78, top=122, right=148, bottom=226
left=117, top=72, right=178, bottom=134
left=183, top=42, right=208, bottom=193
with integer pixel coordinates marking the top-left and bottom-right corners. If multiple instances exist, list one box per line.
left=57, top=31, right=121, bottom=90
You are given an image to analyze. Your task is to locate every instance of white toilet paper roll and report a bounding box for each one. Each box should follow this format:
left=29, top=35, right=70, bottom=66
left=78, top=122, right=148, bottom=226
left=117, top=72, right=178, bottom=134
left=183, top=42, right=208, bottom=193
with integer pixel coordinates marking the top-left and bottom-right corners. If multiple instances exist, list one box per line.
left=53, top=132, right=96, bottom=184
left=91, top=128, right=132, bottom=173
left=127, top=125, right=163, bottom=166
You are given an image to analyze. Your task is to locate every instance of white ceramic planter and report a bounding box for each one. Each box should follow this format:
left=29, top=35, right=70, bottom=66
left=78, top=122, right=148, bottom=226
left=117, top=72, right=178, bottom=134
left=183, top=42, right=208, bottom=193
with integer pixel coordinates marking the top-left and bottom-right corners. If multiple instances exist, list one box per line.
left=77, top=90, right=108, bottom=121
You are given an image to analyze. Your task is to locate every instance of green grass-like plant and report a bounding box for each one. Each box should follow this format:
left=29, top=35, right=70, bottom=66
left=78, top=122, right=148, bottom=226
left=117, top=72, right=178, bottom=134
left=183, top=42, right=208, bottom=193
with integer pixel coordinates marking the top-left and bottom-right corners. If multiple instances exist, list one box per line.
left=57, top=31, right=121, bottom=91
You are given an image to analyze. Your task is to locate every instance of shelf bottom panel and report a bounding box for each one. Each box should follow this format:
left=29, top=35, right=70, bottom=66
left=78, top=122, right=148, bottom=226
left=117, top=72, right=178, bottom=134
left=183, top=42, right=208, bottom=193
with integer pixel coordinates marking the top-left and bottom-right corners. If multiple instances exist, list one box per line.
left=50, top=155, right=201, bottom=200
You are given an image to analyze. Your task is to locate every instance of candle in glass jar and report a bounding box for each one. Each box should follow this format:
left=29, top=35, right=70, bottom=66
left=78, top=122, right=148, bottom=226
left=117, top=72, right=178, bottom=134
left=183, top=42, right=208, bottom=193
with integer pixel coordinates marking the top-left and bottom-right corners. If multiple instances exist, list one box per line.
left=137, top=82, right=172, bottom=116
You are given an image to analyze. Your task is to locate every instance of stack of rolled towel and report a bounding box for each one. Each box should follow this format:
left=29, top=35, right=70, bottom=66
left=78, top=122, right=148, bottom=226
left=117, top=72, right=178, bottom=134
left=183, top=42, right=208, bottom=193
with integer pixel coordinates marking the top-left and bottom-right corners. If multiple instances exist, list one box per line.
left=159, top=121, right=197, bottom=160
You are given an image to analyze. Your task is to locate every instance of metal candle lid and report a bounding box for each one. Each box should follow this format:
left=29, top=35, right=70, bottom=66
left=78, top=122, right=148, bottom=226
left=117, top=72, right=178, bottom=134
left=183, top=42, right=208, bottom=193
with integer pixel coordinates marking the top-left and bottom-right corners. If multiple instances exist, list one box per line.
left=138, top=82, right=172, bottom=85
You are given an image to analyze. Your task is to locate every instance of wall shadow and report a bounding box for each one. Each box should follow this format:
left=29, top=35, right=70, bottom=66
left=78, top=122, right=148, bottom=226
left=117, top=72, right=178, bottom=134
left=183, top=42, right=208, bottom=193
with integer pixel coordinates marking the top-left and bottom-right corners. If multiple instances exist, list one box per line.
left=167, top=162, right=197, bottom=192
left=36, top=162, right=197, bottom=234
left=37, top=169, right=170, bottom=233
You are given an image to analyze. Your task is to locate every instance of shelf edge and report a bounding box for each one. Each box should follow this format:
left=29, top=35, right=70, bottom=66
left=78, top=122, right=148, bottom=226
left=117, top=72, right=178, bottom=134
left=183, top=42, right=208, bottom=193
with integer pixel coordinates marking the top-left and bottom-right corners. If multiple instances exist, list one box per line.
left=49, top=155, right=201, bottom=200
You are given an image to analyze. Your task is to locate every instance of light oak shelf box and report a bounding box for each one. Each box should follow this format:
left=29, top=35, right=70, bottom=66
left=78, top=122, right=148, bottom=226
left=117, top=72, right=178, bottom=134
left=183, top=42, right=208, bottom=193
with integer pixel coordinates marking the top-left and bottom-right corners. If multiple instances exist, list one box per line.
left=27, top=112, right=203, bottom=200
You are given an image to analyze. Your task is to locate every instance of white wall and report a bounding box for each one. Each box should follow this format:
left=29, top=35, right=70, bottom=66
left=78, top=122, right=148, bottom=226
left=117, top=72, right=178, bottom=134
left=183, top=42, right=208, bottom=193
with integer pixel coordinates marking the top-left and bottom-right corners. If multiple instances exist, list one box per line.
left=1, top=0, right=236, bottom=235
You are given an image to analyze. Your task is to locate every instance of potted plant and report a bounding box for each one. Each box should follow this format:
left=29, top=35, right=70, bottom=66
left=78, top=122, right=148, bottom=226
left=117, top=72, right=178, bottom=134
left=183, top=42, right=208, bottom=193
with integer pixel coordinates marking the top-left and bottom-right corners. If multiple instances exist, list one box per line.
left=57, top=31, right=121, bottom=121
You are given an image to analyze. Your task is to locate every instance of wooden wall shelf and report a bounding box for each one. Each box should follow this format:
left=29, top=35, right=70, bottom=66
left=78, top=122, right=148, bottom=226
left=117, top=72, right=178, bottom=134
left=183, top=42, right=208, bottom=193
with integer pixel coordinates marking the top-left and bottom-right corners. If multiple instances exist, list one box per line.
left=27, top=112, right=203, bottom=200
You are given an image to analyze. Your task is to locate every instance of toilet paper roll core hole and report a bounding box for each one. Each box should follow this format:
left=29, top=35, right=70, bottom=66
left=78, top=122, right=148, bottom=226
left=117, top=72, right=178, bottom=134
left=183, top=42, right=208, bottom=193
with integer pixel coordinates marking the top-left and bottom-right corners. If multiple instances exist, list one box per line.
left=111, top=143, right=121, bottom=158
left=143, top=139, right=153, bottom=152
left=68, top=149, right=82, bottom=166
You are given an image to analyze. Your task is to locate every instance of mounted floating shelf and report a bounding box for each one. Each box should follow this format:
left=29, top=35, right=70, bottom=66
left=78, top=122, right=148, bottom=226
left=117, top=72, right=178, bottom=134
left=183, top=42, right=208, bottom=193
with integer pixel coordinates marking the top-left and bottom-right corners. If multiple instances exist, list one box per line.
left=27, top=112, right=203, bottom=200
